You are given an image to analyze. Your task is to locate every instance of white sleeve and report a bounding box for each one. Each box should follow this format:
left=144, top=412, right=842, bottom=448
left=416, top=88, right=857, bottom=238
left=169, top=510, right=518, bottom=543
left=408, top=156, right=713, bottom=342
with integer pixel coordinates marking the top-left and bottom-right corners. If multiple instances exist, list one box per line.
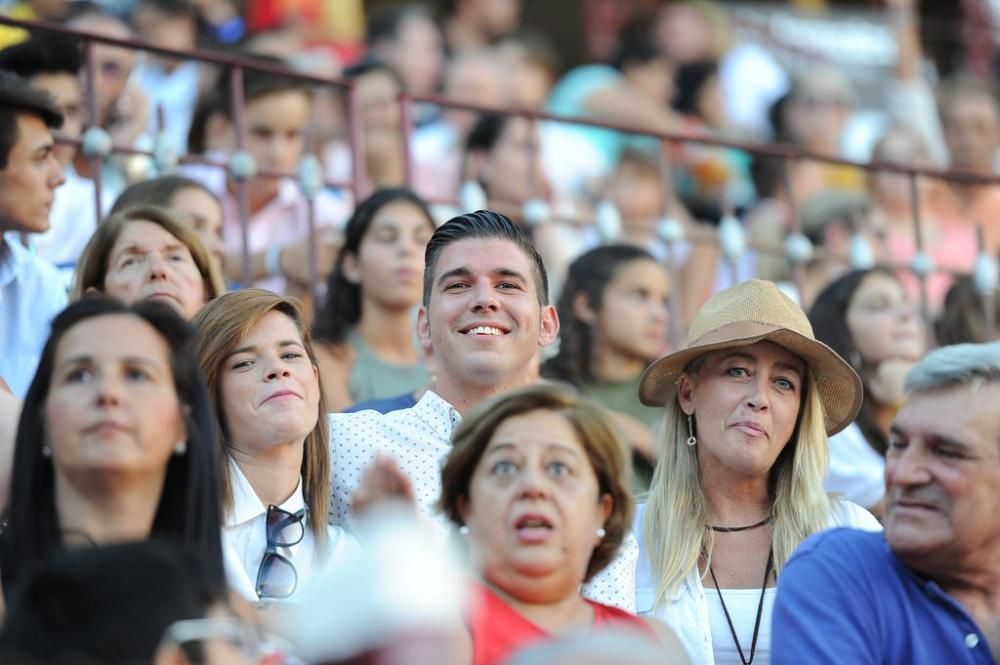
left=828, top=499, right=882, bottom=532
left=581, top=531, right=638, bottom=613
left=825, top=424, right=885, bottom=511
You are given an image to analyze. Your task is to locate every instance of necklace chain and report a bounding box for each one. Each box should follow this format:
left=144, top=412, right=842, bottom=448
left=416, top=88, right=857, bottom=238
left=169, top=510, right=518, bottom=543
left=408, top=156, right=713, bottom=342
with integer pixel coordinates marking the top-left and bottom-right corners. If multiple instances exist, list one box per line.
left=706, top=515, right=772, bottom=533
left=708, top=547, right=774, bottom=665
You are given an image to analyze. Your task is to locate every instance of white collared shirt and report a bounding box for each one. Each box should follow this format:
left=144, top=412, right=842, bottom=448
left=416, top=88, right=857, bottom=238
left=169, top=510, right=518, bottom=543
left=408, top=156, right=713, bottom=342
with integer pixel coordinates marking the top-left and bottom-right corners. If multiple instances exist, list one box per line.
left=0, top=234, right=67, bottom=397
left=328, top=390, right=638, bottom=611
left=634, top=499, right=882, bottom=665
left=31, top=165, right=105, bottom=286
left=223, top=458, right=360, bottom=603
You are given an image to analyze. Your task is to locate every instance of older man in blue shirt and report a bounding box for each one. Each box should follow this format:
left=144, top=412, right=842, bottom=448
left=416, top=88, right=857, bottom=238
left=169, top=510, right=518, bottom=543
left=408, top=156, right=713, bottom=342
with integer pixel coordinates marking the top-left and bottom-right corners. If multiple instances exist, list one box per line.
left=772, top=342, right=1000, bottom=664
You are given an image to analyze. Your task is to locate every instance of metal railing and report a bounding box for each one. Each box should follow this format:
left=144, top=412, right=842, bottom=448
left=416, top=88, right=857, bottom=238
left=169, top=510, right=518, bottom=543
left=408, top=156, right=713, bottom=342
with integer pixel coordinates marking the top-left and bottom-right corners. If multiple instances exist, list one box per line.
left=2, top=14, right=997, bottom=347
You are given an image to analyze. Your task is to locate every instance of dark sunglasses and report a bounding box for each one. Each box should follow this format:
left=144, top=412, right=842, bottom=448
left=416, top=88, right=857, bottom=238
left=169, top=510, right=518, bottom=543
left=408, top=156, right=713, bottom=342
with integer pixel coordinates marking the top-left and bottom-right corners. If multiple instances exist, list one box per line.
left=255, top=505, right=305, bottom=600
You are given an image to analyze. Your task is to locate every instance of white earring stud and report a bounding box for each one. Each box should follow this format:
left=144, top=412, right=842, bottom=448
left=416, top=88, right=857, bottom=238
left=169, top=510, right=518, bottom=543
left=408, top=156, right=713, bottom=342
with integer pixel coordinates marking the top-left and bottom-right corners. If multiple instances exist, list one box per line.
left=174, top=440, right=187, bottom=456
left=596, top=527, right=606, bottom=539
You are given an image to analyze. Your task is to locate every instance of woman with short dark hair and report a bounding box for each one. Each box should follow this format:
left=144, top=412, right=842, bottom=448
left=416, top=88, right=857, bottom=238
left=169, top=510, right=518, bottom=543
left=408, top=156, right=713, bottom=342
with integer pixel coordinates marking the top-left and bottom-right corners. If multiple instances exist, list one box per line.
left=439, top=383, right=688, bottom=665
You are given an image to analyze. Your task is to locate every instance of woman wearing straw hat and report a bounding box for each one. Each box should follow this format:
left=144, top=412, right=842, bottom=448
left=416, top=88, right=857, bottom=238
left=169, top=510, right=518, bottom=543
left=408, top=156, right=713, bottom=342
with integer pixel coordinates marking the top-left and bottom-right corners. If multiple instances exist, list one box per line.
left=634, top=279, right=881, bottom=665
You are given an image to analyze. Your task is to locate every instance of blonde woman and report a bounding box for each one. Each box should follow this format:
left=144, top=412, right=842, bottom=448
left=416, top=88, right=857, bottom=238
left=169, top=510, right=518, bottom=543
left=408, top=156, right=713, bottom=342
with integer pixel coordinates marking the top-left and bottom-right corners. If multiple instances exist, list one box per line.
left=635, top=280, right=881, bottom=665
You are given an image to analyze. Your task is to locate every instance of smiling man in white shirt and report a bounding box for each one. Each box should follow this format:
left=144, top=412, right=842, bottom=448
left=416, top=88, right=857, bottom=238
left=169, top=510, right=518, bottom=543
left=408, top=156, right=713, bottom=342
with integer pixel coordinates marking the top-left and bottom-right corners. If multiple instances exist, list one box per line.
left=328, top=210, right=638, bottom=609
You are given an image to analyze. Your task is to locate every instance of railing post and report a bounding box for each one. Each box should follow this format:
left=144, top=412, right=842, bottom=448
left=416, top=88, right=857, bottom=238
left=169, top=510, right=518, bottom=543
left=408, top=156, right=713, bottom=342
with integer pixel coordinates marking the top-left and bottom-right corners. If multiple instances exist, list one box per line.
left=82, top=38, right=104, bottom=224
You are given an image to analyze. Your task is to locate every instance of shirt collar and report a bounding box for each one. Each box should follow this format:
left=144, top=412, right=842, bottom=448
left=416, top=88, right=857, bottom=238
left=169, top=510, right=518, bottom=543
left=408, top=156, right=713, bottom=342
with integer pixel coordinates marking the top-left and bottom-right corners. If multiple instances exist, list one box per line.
left=412, top=390, right=463, bottom=437
left=226, top=457, right=305, bottom=527
left=0, top=233, right=30, bottom=287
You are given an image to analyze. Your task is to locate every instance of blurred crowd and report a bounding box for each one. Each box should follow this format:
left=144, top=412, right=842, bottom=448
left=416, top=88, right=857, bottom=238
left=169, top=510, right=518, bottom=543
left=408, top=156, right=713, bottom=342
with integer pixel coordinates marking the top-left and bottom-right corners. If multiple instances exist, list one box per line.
left=1, top=0, right=1000, bottom=664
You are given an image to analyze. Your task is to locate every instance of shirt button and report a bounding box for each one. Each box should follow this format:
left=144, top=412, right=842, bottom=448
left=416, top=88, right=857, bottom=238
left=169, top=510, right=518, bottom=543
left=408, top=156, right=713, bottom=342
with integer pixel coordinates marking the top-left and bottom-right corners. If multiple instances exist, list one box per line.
left=965, top=633, right=980, bottom=648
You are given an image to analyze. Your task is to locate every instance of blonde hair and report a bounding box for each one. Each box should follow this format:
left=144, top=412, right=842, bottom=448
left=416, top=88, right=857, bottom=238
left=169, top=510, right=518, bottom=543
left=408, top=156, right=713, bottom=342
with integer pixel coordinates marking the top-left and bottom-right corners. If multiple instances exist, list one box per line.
left=643, top=360, right=831, bottom=606
left=191, top=289, right=330, bottom=550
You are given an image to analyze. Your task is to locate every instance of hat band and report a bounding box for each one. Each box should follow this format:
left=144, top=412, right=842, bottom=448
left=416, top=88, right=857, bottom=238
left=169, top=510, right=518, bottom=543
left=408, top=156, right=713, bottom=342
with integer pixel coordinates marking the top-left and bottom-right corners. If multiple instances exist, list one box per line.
left=688, top=320, right=806, bottom=348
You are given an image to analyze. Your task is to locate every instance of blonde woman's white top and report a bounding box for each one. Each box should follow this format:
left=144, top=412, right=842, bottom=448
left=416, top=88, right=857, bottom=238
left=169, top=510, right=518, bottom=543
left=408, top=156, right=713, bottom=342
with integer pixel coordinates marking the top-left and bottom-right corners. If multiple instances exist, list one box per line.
left=634, top=499, right=881, bottom=665
left=223, top=459, right=361, bottom=603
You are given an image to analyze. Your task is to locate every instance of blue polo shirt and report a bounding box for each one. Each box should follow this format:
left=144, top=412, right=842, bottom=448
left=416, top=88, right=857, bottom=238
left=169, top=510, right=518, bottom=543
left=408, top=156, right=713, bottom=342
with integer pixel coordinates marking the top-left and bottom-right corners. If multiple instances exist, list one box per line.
left=772, top=528, right=995, bottom=664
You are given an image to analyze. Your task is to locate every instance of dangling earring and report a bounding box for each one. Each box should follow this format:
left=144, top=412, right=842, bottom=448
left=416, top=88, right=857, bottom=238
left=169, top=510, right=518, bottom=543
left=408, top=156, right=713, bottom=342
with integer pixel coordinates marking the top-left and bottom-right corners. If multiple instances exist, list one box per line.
left=596, top=527, right=606, bottom=539
left=174, top=440, right=187, bottom=456
left=686, top=414, right=697, bottom=447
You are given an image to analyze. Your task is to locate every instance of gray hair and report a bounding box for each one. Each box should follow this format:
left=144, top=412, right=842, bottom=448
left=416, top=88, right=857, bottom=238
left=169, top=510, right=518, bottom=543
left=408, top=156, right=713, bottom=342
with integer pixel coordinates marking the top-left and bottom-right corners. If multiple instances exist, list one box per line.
left=905, top=342, right=1000, bottom=395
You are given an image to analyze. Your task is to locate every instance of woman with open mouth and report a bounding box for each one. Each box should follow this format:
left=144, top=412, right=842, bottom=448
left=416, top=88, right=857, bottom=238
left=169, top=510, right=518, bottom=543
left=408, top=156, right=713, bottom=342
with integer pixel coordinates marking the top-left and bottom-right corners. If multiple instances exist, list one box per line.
left=438, top=383, right=690, bottom=665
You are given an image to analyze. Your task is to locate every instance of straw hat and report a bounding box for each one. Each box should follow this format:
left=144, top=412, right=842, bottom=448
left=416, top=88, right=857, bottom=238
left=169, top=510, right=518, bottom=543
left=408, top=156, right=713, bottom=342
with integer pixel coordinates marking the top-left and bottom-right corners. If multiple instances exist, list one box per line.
left=639, top=279, right=862, bottom=435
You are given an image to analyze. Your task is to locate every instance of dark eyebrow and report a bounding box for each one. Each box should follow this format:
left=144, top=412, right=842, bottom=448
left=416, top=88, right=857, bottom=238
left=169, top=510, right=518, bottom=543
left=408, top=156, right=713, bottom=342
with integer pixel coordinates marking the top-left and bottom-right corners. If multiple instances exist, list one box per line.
left=484, top=441, right=582, bottom=457
left=494, top=268, right=528, bottom=283
left=720, top=351, right=804, bottom=378
left=436, top=266, right=529, bottom=286
left=436, top=267, right=473, bottom=287
left=32, top=141, right=54, bottom=156
left=226, top=340, right=304, bottom=359
left=889, top=424, right=971, bottom=452
left=56, top=354, right=163, bottom=371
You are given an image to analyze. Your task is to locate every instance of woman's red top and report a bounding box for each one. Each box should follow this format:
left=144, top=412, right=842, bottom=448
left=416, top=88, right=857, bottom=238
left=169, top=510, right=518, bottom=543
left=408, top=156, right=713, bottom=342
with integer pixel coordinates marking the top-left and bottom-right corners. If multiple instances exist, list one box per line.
left=469, top=581, right=657, bottom=665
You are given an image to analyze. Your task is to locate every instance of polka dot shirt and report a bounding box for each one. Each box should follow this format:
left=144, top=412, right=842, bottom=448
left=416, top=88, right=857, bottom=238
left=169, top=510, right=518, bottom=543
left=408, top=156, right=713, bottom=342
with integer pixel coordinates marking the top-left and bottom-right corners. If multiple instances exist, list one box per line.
left=328, top=390, right=637, bottom=612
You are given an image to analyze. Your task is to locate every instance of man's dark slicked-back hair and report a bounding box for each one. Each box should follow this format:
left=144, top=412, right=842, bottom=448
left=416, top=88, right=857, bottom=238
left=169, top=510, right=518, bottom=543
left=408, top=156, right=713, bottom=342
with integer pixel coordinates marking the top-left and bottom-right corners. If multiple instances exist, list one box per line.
left=0, top=34, right=83, bottom=80
left=423, top=209, right=549, bottom=307
left=0, top=71, right=63, bottom=169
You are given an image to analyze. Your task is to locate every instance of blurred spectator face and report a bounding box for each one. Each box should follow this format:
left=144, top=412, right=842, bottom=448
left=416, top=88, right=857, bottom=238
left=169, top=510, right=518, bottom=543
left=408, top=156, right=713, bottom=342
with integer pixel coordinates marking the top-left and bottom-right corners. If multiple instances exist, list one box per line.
left=379, top=13, right=444, bottom=97
left=590, top=258, right=670, bottom=363
left=43, top=313, right=186, bottom=478
left=29, top=72, right=84, bottom=168
left=623, top=54, right=674, bottom=108
left=942, top=92, right=1000, bottom=173
left=606, top=158, right=662, bottom=236
left=784, top=71, right=853, bottom=153
left=66, top=14, right=136, bottom=124
left=478, top=116, right=550, bottom=205
left=101, top=220, right=208, bottom=319
left=496, top=43, right=554, bottom=109
left=444, top=50, right=507, bottom=136
left=0, top=114, right=65, bottom=234
left=169, top=186, right=225, bottom=273
left=357, top=69, right=403, bottom=135
left=697, top=72, right=724, bottom=128
left=846, top=271, right=924, bottom=364
left=30, top=0, right=69, bottom=18
left=870, top=126, right=931, bottom=208
left=132, top=2, right=197, bottom=72
left=466, top=0, right=522, bottom=40
left=346, top=199, right=433, bottom=310
left=657, top=4, right=714, bottom=64
left=242, top=89, right=311, bottom=197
